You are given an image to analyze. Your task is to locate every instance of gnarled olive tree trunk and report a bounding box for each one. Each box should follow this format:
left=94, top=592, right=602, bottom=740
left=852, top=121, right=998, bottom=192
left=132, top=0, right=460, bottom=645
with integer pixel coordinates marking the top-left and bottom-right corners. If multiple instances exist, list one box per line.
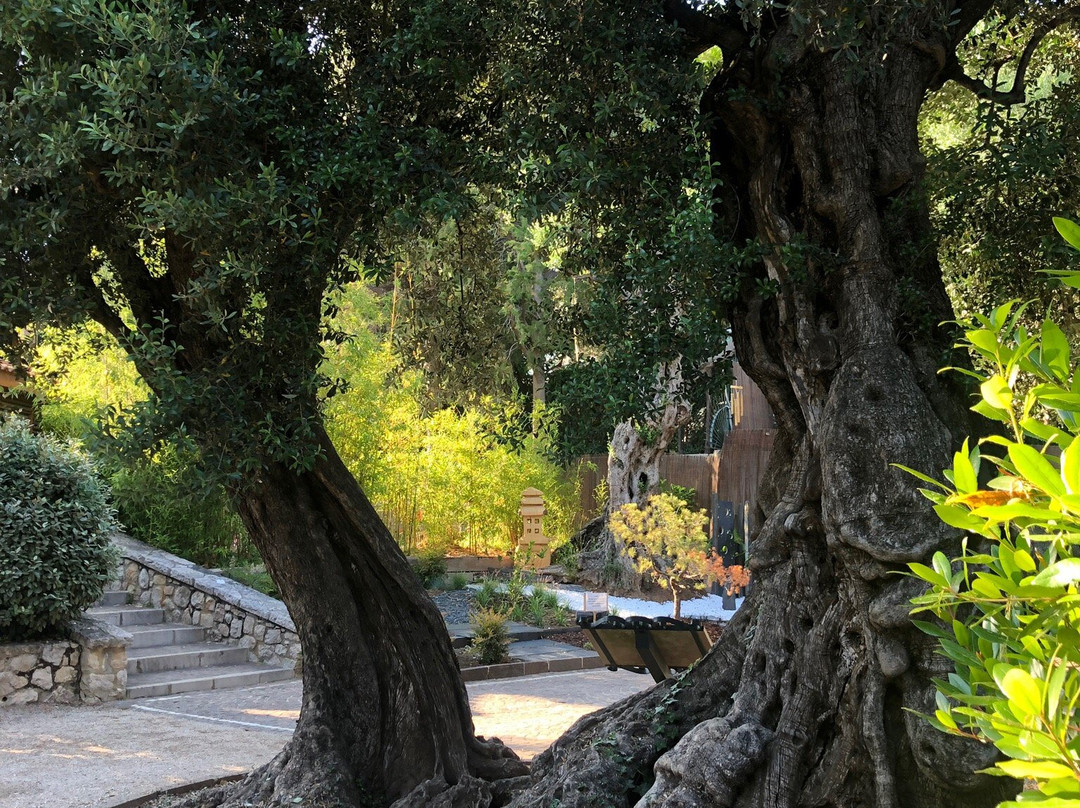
left=505, top=21, right=1016, bottom=808
left=191, top=428, right=526, bottom=808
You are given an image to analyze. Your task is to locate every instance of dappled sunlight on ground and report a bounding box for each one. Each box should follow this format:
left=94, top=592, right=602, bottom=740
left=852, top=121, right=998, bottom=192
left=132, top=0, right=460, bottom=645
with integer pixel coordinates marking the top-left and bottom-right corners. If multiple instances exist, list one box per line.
left=1, top=671, right=652, bottom=808
left=1, top=735, right=158, bottom=761
left=240, top=708, right=301, bottom=720
left=0, top=703, right=287, bottom=808
left=470, top=692, right=602, bottom=759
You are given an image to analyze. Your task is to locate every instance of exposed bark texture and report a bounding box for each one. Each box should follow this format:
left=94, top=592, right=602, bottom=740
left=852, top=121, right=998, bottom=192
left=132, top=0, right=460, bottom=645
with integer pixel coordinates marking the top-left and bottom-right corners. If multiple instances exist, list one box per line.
left=506, top=8, right=1020, bottom=808
left=183, top=428, right=527, bottom=808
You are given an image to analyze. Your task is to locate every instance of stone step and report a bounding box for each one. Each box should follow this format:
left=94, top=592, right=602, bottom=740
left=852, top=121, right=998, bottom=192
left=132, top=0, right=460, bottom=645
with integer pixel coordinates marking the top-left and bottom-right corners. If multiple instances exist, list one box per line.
left=124, top=624, right=207, bottom=649
left=126, top=663, right=296, bottom=699
left=96, top=590, right=129, bottom=607
left=127, top=642, right=250, bottom=675
left=86, top=606, right=166, bottom=627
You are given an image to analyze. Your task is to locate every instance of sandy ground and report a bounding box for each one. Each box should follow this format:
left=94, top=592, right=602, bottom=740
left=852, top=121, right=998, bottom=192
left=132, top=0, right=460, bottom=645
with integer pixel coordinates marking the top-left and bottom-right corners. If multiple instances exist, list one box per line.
left=0, top=669, right=653, bottom=808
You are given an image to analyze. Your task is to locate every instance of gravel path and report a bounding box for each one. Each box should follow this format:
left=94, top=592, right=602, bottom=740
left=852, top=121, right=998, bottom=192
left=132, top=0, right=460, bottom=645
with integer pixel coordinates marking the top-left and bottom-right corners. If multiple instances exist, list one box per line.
left=0, top=669, right=652, bottom=808
left=430, top=588, right=476, bottom=623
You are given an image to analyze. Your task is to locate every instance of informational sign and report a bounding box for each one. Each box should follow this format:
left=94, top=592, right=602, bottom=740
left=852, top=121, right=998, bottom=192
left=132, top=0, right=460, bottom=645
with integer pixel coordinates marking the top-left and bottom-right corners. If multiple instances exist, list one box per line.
left=583, top=592, right=609, bottom=613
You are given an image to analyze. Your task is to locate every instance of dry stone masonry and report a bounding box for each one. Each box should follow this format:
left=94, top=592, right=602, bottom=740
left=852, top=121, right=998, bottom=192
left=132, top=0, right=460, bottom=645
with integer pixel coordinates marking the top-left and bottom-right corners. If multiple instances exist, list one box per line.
left=113, top=535, right=301, bottom=671
left=0, top=617, right=129, bottom=706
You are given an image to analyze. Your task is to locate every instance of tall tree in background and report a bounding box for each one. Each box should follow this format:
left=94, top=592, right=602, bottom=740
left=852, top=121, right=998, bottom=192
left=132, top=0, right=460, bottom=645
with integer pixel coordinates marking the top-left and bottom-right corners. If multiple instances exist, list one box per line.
left=504, top=2, right=1080, bottom=808
left=924, top=24, right=1080, bottom=327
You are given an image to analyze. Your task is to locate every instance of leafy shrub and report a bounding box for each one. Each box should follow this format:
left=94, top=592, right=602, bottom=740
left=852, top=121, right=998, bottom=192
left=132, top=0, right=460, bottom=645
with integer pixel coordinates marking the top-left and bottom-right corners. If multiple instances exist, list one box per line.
left=221, top=564, right=278, bottom=598
left=475, top=577, right=499, bottom=608
left=469, top=573, right=572, bottom=627
left=412, top=551, right=447, bottom=588
left=0, top=417, right=117, bottom=640
left=506, top=568, right=529, bottom=604
left=470, top=608, right=510, bottom=665
left=447, top=572, right=470, bottom=591
left=705, top=555, right=750, bottom=597
left=610, top=493, right=711, bottom=617
left=528, top=593, right=548, bottom=626
left=107, top=446, right=249, bottom=568
left=658, top=479, right=697, bottom=511
left=907, top=218, right=1080, bottom=807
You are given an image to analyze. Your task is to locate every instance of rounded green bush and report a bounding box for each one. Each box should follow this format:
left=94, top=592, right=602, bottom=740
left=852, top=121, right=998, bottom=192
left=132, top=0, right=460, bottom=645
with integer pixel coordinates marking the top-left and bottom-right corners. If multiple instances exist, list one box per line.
left=0, top=416, right=117, bottom=640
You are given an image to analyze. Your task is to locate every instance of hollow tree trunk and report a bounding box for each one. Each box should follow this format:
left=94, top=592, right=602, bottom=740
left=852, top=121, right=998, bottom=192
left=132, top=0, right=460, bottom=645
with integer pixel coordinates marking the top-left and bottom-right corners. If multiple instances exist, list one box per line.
left=191, top=427, right=526, bottom=808
left=505, top=22, right=1016, bottom=808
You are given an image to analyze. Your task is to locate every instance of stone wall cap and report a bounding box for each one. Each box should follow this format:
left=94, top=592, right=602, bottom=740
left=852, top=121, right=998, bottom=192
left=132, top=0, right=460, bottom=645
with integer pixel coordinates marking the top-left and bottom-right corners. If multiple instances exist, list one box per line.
left=68, top=616, right=132, bottom=649
left=112, top=533, right=296, bottom=633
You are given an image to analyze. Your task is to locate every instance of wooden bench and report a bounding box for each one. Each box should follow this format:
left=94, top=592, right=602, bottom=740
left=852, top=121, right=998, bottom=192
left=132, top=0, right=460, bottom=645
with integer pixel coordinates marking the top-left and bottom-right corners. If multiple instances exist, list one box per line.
left=578, top=614, right=713, bottom=683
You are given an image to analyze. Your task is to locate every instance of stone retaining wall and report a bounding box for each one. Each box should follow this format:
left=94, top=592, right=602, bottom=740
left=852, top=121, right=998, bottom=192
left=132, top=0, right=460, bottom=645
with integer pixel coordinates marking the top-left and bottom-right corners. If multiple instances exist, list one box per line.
left=113, top=535, right=301, bottom=671
left=0, top=617, right=129, bottom=707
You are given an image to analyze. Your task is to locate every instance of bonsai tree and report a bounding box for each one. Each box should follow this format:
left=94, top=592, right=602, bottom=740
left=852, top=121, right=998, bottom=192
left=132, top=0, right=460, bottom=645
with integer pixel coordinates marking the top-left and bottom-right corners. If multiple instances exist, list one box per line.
left=610, top=492, right=711, bottom=617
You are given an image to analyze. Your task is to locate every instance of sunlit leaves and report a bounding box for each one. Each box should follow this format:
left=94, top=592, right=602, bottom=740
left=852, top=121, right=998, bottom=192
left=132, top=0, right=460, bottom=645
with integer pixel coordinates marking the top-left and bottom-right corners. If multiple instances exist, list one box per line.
left=909, top=222, right=1080, bottom=804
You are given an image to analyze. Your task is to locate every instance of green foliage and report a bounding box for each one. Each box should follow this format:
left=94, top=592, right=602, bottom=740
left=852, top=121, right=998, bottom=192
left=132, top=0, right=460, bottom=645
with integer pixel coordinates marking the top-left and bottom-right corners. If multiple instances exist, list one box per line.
left=220, top=564, right=278, bottom=598
left=31, top=323, right=145, bottom=440
left=658, top=480, right=697, bottom=511
left=908, top=222, right=1080, bottom=807
left=475, top=578, right=499, bottom=610
left=610, top=493, right=711, bottom=617
left=324, top=284, right=580, bottom=557
left=471, top=574, right=572, bottom=628
left=0, top=416, right=117, bottom=640
left=30, top=324, right=249, bottom=568
left=447, top=573, right=470, bottom=592
left=412, top=551, right=448, bottom=589
left=923, top=28, right=1080, bottom=332
left=0, top=0, right=503, bottom=480
left=107, top=447, right=249, bottom=568
left=469, top=608, right=510, bottom=666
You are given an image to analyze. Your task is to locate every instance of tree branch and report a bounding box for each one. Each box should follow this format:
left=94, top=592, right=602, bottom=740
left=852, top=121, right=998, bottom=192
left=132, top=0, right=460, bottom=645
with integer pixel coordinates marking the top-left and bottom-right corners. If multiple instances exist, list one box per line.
left=72, top=270, right=130, bottom=348
left=948, top=0, right=998, bottom=45
left=944, top=4, right=1080, bottom=106
left=662, top=0, right=750, bottom=59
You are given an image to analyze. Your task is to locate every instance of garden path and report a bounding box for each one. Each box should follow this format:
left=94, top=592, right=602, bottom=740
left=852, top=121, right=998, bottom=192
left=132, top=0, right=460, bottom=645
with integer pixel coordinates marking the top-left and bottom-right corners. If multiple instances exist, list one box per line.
left=0, top=668, right=652, bottom=808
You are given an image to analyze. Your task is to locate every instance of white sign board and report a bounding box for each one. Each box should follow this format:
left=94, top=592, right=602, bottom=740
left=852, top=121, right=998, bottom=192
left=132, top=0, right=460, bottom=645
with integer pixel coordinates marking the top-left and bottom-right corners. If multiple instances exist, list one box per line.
left=583, top=592, right=609, bottom=613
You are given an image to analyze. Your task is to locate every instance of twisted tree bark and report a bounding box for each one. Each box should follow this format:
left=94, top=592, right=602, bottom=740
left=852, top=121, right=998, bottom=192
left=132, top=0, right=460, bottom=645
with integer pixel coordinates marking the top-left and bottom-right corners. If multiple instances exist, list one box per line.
left=182, top=427, right=527, bottom=808
left=504, top=8, right=1021, bottom=808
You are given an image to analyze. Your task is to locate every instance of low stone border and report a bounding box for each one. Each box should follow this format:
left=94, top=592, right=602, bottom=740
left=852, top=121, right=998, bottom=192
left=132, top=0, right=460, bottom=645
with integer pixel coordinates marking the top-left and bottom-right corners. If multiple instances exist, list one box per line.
left=0, top=616, right=130, bottom=706
left=461, top=654, right=607, bottom=682
left=112, top=534, right=301, bottom=671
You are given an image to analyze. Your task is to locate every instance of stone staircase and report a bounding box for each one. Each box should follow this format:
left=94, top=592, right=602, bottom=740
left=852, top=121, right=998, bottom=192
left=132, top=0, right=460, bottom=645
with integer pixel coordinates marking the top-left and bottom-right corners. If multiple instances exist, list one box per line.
left=87, top=591, right=295, bottom=699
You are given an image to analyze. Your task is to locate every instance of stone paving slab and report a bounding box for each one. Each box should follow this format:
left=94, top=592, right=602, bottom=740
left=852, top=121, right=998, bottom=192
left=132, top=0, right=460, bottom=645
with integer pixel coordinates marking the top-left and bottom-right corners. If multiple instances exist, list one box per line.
left=0, top=669, right=654, bottom=808
left=510, top=639, right=598, bottom=661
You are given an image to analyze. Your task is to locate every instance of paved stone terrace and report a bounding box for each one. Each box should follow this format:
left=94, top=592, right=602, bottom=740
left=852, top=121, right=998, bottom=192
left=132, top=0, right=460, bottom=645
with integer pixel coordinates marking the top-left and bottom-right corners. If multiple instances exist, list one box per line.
left=1, top=669, right=654, bottom=808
